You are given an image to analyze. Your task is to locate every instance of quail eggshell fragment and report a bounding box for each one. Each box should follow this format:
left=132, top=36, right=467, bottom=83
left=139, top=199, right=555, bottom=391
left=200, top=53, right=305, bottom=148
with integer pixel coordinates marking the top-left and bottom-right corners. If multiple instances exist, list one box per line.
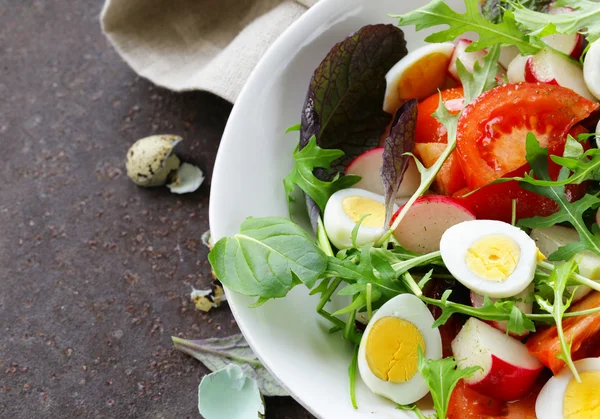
left=358, top=294, right=442, bottom=405
left=126, top=135, right=182, bottom=187
left=440, top=220, right=538, bottom=298
left=168, top=163, right=205, bottom=194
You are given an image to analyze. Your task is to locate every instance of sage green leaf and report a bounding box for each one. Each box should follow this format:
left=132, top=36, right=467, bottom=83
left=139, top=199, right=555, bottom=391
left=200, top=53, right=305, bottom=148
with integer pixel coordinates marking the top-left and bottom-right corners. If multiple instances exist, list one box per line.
left=209, top=217, right=328, bottom=298
left=393, top=0, right=544, bottom=54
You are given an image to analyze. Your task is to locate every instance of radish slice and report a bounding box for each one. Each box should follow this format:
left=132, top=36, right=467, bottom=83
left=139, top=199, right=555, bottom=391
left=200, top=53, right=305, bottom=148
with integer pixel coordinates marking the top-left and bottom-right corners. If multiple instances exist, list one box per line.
left=543, top=5, right=585, bottom=60
left=584, top=40, right=600, bottom=100
left=507, top=54, right=529, bottom=83
left=544, top=33, right=585, bottom=59
left=470, top=285, right=533, bottom=338
left=452, top=318, right=543, bottom=402
left=448, top=39, right=487, bottom=81
left=499, top=46, right=519, bottom=69
left=391, top=195, right=475, bottom=254
left=345, top=148, right=420, bottom=198
left=526, top=48, right=597, bottom=102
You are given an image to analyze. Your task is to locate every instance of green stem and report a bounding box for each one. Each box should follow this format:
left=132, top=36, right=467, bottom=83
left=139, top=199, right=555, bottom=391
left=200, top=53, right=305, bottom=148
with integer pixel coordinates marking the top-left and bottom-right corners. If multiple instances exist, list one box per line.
left=403, top=272, right=423, bottom=297
left=539, top=261, right=600, bottom=292
left=348, top=344, right=359, bottom=410
left=378, top=143, right=457, bottom=246
left=344, top=309, right=358, bottom=342
left=366, top=283, right=373, bottom=321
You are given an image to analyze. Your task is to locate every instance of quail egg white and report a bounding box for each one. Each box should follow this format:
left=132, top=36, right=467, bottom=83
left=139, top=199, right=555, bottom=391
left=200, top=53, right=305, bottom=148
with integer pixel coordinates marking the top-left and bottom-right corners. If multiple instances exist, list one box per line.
left=323, top=188, right=397, bottom=249
left=358, top=294, right=442, bottom=405
left=440, top=220, right=542, bottom=298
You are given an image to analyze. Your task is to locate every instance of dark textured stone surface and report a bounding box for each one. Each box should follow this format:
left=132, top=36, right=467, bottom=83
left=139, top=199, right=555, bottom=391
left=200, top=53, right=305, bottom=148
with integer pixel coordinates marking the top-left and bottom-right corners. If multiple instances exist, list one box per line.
left=0, top=1, right=313, bottom=418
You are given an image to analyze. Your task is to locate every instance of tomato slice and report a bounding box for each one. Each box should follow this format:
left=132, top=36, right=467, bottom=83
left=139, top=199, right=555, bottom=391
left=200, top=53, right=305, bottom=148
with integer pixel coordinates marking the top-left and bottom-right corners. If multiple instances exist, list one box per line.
left=456, top=125, right=590, bottom=223
left=414, top=143, right=466, bottom=196
left=526, top=291, right=600, bottom=374
left=456, top=83, right=598, bottom=190
left=416, top=87, right=464, bottom=144
left=447, top=374, right=546, bottom=419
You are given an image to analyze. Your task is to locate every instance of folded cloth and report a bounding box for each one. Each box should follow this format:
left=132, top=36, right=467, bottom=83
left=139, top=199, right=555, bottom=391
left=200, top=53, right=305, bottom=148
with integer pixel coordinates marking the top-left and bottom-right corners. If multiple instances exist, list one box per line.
left=101, top=0, right=318, bottom=102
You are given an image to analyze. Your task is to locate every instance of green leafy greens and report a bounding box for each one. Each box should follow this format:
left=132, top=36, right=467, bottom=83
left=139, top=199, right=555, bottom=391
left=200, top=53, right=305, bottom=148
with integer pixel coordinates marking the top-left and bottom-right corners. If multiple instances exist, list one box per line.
left=535, top=260, right=580, bottom=380
left=209, top=217, right=328, bottom=300
left=516, top=134, right=600, bottom=260
left=283, top=137, right=360, bottom=212
left=512, top=0, right=600, bottom=42
left=392, top=0, right=544, bottom=54
left=482, top=0, right=552, bottom=24
left=418, top=350, right=481, bottom=419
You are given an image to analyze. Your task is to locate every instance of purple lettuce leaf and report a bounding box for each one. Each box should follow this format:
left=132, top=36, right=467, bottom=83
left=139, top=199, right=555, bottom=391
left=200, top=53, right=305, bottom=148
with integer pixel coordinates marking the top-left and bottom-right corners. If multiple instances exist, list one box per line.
left=300, top=24, right=408, bottom=170
left=381, top=99, right=418, bottom=227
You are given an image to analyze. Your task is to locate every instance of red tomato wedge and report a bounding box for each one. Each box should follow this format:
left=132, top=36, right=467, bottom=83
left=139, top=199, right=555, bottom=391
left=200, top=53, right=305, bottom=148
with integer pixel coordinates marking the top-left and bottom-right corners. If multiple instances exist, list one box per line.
left=448, top=374, right=546, bottom=419
left=455, top=125, right=591, bottom=223
left=416, top=87, right=464, bottom=144
left=414, top=143, right=466, bottom=196
left=526, top=291, right=600, bottom=374
left=456, top=83, right=598, bottom=190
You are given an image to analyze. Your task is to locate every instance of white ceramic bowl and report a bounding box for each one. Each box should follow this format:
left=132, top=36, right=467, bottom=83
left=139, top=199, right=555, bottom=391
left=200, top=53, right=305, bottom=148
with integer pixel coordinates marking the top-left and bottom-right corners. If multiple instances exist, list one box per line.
left=210, top=0, right=464, bottom=417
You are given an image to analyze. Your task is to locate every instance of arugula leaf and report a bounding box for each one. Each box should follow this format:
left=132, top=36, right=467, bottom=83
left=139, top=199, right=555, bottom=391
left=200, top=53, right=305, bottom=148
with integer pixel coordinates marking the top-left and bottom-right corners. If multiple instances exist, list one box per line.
left=382, top=99, right=418, bottom=227
left=457, top=44, right=501, bottom=105
left=209, top=217, right=328, bottom=299
left=348, top=344, right=359, bottom=409
left=517, top=134, right=600, bottom=260
left=482, top=0, right=552, bottom=24
left=393, top=0, right=544, bottom=54
left=421, top=291, right=536, bottom=335
left=512, top=0, right=600, bottom=42
left=172, top=335, right=288, bottom=396
left=418, top=350, right=481, bottom=419
left=283, top=136, right=360, bottom=212
left=535, top=260, right=580, bottom=380
left=300, top=24, right=408, bottom=170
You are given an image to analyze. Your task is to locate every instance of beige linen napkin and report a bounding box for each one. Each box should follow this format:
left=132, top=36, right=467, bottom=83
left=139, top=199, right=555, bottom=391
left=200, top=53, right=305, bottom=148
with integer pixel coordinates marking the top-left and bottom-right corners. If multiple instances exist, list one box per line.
left=101, top=0, right=318, bottom=102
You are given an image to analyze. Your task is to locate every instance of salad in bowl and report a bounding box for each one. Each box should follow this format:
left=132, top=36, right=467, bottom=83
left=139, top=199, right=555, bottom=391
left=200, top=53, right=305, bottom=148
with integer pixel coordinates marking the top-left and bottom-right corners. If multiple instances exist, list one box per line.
left=209, top=0, right=600, bottom=417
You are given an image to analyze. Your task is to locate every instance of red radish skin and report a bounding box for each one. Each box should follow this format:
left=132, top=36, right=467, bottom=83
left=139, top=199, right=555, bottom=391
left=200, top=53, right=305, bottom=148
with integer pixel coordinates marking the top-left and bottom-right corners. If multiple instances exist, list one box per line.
left=391, top=195, right=475, bottom=254
left=452, top=318, right=543, bottom=402
left=345, top=148, right=420, bottom=198
left=525, top=48, right=597, bottom=101
left=544, top=5, right=585, bottom=60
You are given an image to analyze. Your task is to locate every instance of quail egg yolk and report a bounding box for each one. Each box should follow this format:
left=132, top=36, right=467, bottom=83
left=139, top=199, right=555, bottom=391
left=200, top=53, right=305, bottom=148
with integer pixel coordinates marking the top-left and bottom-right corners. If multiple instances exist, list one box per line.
left=465, top=234, right=521, bottom=282
left=563, top=371, right=600, bottom=418
left=342, top=196, right=386, bottom=228
left=394, top=53, right=451, bottom=100
left=365, top=316, right=425, bottom=383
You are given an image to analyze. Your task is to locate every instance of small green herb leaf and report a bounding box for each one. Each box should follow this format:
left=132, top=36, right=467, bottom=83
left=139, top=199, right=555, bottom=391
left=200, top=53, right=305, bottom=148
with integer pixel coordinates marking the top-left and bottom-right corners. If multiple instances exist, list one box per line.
left=482, top=0, right=552, bottom=24
left=512, top=0, right=600, bottom=42
left=535, top=260, right=580, bottom=380
left=209, top=217, right=328, bottom=299
left=397, top=404, right=428, bottom=419
left=393, top=0, right=543, bottom=54
left=418, top=349, right=481, bottom=419
left=516, top=134, right=600, bottom=260
left=283, top=137, right=361, bottom=212
left=457, top=44, right=501, bottom=105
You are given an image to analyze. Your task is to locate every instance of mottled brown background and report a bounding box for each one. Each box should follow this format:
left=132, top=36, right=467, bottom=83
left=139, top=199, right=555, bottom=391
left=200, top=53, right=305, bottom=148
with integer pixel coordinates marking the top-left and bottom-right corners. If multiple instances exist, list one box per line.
left=0, top=1, right=314, bottom=418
